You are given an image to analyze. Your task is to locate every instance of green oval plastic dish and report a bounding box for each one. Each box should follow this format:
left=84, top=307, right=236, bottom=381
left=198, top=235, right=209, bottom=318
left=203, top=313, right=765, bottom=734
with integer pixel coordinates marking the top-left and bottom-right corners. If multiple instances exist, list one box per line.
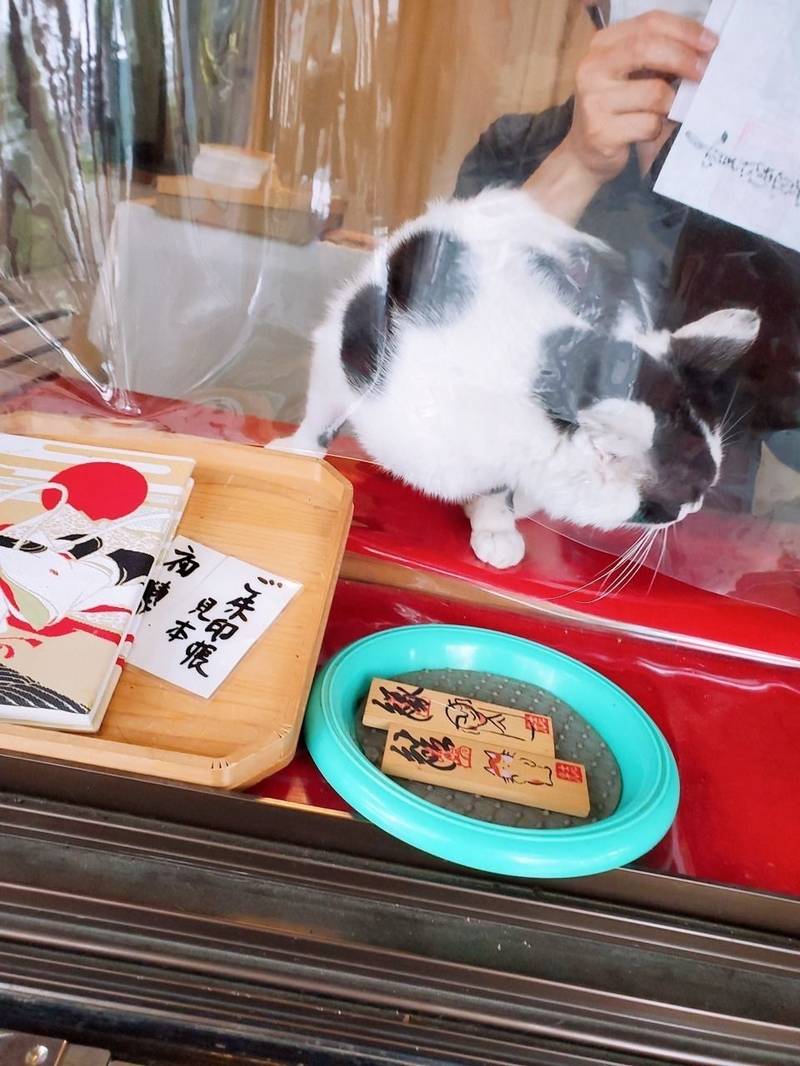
left=304, top=624, right=679, bottom=878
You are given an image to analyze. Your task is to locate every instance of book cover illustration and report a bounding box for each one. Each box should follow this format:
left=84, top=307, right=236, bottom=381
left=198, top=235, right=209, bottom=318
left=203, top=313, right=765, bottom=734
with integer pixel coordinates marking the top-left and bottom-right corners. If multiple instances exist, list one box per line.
left=0, top=434, right=193, bottom=719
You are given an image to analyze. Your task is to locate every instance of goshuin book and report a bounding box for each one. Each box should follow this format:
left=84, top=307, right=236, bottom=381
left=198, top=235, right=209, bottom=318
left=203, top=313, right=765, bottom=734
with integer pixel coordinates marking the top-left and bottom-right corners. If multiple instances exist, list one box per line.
left=0, top=432, right=194, bottom=731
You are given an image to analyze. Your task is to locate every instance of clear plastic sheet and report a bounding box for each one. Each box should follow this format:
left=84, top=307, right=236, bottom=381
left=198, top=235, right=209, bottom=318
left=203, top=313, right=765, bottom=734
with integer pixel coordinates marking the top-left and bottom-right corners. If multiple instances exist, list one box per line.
left=1, top=0, right=799, bottom=624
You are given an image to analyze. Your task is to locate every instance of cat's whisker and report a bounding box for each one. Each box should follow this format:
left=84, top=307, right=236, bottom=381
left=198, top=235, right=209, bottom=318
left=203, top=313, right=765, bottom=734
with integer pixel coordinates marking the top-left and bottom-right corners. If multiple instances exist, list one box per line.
left=718, top=381, right=741, bottom=438
left=607, top=528, right=658, bottom=595
left=549, top=529, right=652, bottom=601
left=719, top=405, right=753, bottom=448
left=610, top=527, right=660, bottom=591
left=646, top=526, right=669, bottom=595
left=720, top=430, right=745, bottom=449
left=608, top=527, right=662, bottom=598
left=592, top=532, right=650, bottom=583
left=591, top=528, right=658, bottom=602
left=586, top=530, right=658, bottom=591
left=596, top=532, right=651, bottom=590
left=591, top=550, right=646, bottom=602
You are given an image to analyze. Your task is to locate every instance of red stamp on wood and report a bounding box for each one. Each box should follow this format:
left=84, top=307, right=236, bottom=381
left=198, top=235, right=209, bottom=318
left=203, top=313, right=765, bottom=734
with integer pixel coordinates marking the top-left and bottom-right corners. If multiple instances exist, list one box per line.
left=524, top=713, right=552, bottom=736
left=453, top=745, right=473, bottom=768
left=555, top=761, right=584, bottom=783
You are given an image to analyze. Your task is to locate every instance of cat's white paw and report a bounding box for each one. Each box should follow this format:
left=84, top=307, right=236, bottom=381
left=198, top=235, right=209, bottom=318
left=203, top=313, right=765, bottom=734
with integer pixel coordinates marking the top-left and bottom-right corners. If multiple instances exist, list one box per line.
left=265, top=433, right=326, bottom=459
left=470, top=528, right=525, bottom=569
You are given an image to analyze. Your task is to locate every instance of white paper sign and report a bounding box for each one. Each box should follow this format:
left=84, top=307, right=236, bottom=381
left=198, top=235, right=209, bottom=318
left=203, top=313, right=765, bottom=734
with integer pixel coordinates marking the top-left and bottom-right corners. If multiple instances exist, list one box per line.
left=136, top=535, right=226, bottom=624
left=655, top=0, right=800, bottom=254
left=130, top=543, right=302, bottom=697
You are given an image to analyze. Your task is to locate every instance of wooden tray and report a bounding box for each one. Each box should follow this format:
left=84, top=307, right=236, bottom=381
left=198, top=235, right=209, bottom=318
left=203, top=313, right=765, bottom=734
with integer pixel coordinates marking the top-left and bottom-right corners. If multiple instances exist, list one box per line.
left=0, top=412, right=353, bottom=789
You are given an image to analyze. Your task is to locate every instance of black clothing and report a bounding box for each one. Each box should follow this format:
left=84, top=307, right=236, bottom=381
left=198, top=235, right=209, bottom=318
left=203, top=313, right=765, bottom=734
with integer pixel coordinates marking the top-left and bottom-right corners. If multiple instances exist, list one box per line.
left=455, top=101, right=686, bottom=320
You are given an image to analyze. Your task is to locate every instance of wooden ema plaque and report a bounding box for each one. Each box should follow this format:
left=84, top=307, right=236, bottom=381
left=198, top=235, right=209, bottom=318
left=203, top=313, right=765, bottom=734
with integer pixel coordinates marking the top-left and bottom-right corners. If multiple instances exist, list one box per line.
left=364, top=678, right=556, bottom=757
left=381, top=726, right=590, bottom=818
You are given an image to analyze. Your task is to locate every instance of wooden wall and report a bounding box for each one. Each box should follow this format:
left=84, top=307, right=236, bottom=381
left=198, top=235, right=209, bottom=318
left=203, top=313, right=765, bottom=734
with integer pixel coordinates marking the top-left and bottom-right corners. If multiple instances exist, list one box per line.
left=253, top=0, right=593, bottom=232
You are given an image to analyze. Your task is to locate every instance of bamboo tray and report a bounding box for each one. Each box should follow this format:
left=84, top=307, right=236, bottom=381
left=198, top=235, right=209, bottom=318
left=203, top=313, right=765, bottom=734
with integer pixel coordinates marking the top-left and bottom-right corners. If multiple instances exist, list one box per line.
left=0, top=412, right=353, bottom=789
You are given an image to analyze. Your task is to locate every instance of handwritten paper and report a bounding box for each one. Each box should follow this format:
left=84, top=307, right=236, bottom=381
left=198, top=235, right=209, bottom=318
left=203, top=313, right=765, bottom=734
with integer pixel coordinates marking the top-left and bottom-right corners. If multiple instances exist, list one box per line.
left=137, top=536, right=226, bottom=622
left=655, top=0, right=800, bottom=254
left=130, top=539, right=301, bottom=697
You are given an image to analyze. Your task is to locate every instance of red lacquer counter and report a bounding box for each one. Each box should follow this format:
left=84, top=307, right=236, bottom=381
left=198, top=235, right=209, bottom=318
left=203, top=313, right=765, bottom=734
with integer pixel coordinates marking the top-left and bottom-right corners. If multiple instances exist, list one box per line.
left=9, top=379, right=800, bottom=896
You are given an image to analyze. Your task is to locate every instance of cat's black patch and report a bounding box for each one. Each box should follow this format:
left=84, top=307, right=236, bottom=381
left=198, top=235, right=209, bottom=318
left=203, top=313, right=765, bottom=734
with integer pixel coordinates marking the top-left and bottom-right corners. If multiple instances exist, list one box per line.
left=647, top=407, right=716, bottom=511
left=317, top=428, right=338, bottom=450
left=669, top=331, right=749, bottom=427
left=485, top=484, right=514, bottom=510
left=534, top=327, right=642, bottom=431
left=387, top=231, right=473, bottom=324
left=529, top=254, right=583, bottom=315
left=630, top=346, right=682, bottom=412
left=341, top=234, right=473, bottom=393
left=632, top=356, right=717, bottom=517
left=530, top=243, right=648, bottom=331
left=340, top=283, right=389, bottom=392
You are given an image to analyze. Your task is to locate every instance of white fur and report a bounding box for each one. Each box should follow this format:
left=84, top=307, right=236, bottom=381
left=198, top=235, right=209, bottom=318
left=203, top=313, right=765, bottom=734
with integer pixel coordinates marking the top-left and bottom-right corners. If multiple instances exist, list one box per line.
left=635, top=329, right=671, bottom=360
left=272, top=189, right=760, bottom=569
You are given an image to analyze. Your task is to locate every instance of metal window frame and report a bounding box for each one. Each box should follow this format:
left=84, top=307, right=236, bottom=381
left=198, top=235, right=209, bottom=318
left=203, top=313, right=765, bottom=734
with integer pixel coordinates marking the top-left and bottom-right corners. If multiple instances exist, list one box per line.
left=1, top=750, right=800, bottom=1064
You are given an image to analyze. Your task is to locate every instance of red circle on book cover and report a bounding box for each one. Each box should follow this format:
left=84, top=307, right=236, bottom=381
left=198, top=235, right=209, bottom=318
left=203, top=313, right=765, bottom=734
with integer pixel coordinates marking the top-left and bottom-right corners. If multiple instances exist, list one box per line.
left=42, top=462, right=148, bottom=520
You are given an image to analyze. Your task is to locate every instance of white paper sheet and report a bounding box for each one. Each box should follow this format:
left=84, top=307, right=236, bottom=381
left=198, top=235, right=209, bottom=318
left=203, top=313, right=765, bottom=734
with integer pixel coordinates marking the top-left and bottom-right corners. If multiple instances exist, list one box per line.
left=134, top=535, right=226, bottom=626
left=655, top=0, right=800, bottom=253
left=668, top=0, right=736, bottom=123
left=609, top=0, right=711, bottom=25
left=130, top=539, right=301, bottom=697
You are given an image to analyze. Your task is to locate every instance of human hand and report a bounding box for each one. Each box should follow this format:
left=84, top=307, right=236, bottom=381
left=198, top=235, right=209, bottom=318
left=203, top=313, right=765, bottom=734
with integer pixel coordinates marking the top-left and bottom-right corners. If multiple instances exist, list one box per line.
left=561, top=10, right=717, bottom=185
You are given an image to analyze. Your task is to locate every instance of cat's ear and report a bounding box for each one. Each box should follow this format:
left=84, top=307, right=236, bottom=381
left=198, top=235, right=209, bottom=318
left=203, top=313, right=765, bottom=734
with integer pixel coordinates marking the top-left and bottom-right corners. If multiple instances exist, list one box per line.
left=577, top=398, right=655, bottom=460
left=670, top=308, right=760, bottom=377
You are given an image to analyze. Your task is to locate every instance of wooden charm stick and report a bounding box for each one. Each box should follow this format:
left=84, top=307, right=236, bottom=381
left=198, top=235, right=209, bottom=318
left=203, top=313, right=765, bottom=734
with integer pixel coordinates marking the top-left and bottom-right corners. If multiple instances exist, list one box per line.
left=381, top=725, right=590, bottom=817
left=364, top=678, right=556, bottom=757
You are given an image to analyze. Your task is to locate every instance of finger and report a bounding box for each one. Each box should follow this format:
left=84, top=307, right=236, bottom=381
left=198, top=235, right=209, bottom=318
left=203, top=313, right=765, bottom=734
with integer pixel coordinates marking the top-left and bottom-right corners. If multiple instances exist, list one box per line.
left=608, top=111, right=667, bottom=146
left=574, top=110, right=666, bottom=164
left=602, top=79, right=676, bottom=117
left=600, top=10, right=718, bottom=53
left=608, top=32, right=711, bottom=82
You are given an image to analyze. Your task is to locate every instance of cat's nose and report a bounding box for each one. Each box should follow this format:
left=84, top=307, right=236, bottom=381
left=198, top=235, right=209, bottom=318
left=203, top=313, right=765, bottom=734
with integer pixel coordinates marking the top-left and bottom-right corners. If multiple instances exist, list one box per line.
left=632, top=500, right=681, bottom=525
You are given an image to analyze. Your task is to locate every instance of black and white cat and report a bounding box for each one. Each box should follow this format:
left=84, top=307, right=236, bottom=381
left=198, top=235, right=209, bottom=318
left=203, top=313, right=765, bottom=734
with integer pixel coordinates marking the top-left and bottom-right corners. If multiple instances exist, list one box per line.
left=271, top=188, right=760, bottom=569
